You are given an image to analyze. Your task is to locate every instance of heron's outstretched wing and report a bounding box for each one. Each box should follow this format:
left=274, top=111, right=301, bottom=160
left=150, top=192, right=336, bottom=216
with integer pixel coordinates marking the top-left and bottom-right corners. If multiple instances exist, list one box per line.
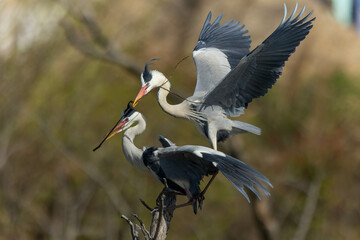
left=201, top=4, right=315, bottom=116
left=192, top=11, right=251, bottom=97
left=157, top=145, right=272, bottom=201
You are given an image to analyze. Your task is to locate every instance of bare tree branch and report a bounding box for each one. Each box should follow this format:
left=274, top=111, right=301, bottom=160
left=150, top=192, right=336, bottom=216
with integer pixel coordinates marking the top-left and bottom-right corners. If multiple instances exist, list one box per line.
left=122, top=184, right=177, bottom=240
left=66, top=180, right=98, bottom=240
left=250, top=196, right=279, bottom=240
left=133, top=214, right=151, bottom=240
left=140, top=198, right=154, bottom=212
left=149, top=184, right=176, bottom=240
left=60, top=11, right=142, bottom=76
left=121, top=215, right=140, bottom=240
left=153, top=192, right=165, bottom=240
left=293, top=175, right=323, bottom=240
left=0, top=128, right=12, bottom=170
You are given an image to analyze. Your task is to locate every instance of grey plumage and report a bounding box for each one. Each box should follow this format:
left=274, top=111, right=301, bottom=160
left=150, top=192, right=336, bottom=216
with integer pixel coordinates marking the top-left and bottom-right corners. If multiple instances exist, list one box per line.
left=158, top=135, right=176, bottom=147
left=133, top=4, right=315, bottom=151
left=192, top=11, right=251, bottom=96
left=101, top=103, right=272, bottom=214
left=153, top=145, right=272, bottom=202
left=201, top=4, right=315, bottom=115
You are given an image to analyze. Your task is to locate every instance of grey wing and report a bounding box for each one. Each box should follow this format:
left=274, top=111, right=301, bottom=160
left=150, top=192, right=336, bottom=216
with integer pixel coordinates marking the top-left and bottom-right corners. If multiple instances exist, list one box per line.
left=157, top=149, right=210, bottom=195
left=158, top=145, right=272, bottom=201
left=201, top=4, right=315, bottom=116
left=192, top=11, right=251, bottom=97
left=201, top=152, right=272, bottom=202
left=158, top=135, right=176, bottom=148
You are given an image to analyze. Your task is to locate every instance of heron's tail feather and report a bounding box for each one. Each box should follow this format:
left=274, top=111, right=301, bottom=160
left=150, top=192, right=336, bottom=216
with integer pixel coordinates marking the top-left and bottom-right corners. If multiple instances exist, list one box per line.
left=204, top=153, right=272, bottom=202
left=231, top=120, right=261, bottom=135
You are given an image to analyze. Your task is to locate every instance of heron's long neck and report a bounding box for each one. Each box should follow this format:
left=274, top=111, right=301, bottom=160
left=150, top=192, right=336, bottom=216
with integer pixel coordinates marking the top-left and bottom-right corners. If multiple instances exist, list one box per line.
left=122, top=118, right=148, bottom=171
left=157, top=80, right=190, bottom=119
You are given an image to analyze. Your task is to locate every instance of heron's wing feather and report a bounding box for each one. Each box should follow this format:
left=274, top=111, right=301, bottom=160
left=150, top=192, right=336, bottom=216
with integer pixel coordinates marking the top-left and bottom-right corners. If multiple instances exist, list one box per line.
left=158, top=135, right=176, bottom=148
left=157, top=151, right=209, bottom=196
left=202, top=152, right=272, bottom=201
left=156, top=145, right=217, bottom=180
left=157, top=145, right=272, bottom=201
left=192, top=11, right=251, bottom=97
left=201, top=4, right=315, bottom=116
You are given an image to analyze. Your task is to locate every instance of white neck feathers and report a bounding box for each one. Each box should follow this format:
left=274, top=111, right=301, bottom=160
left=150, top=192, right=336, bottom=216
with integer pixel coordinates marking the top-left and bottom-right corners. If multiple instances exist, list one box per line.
left=122, top=115, right=148, bottom=172
left=156, top=80, right=190, bottom=119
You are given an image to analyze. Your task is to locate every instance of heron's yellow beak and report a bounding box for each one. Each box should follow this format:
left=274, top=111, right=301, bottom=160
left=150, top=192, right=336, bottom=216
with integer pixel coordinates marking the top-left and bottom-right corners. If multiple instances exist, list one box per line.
left=133, top=85, right=148, bottom=107
left=105, top=120, right=127, bottom=141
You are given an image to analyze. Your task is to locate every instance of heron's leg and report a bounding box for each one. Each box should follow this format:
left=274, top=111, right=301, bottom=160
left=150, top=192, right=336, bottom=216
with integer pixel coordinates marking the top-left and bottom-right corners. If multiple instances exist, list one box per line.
left=174, top=189, right=197, bottom=212
left=175, top=172, right=220, bottom=212
left=193, top=170, right=220, bottom=211
left=175, top=171, right=220, bottom=212
left=200, top=170, right=219, bottom=195
left=200, top=170, right=219, bottom=197
left=174, top=198, right=199, bottom=214
left=175, top=200, right=195, bottom=209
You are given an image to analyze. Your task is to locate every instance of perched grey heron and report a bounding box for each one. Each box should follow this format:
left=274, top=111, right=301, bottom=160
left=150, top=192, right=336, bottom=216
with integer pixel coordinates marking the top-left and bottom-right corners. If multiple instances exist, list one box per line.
left=95, top=102, right=272, bottom=214
left=133, top=4, right=315, bottom=150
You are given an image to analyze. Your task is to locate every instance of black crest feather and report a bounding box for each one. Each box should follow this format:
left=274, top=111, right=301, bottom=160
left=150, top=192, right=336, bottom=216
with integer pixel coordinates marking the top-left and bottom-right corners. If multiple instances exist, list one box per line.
left=143, top=58, right=160, bottom=83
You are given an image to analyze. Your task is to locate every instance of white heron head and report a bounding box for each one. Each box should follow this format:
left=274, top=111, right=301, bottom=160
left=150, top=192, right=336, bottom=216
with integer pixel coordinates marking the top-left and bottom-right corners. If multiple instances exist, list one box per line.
left=133, top=58, right=166, bottom=107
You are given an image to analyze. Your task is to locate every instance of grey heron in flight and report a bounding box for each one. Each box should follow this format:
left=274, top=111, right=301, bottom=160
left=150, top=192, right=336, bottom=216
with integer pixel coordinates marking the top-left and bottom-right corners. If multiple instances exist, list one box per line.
left=132, top=4, right=315, bottom=150
left=94, top=102, right=272, bottom=214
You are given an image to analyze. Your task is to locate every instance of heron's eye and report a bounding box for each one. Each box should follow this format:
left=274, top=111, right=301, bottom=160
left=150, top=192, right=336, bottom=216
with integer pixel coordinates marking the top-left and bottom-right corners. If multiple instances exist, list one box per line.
left=146, top=82, right=150, bottom=86
left=125, top=118, right=129, bottom=121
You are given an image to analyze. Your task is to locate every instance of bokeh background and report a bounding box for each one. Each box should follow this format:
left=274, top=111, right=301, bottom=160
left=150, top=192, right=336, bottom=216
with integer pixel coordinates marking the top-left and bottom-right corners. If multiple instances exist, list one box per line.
left=1, top=0, right=360, bottom=239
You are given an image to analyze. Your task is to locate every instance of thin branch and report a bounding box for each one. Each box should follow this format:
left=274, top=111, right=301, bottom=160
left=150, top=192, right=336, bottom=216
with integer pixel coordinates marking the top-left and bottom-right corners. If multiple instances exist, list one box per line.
left=121, top=215, right=140, bottom=240
left=153, top=180, right=168, bottom=240
left=133, top=214, right=151, bottom=240
left=293, top=175, right=323, bottom=240
left=0, top=128, right=11, bottom=170
left=154, top=192, right=165, bottom=240
left=150, top=180, right=176, bottom=240
left=250, top=196, right=279, bottom=240
left=60, top=11, right=142, bottom=76
left=66, top=180, right=98, bottom=239
left=140, top=198, right=154, bottom=212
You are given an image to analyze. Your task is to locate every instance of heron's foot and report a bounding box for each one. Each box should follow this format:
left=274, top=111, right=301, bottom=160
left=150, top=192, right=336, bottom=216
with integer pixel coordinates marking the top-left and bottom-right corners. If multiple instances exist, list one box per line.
left=173, top=193, right=205, bottom=214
